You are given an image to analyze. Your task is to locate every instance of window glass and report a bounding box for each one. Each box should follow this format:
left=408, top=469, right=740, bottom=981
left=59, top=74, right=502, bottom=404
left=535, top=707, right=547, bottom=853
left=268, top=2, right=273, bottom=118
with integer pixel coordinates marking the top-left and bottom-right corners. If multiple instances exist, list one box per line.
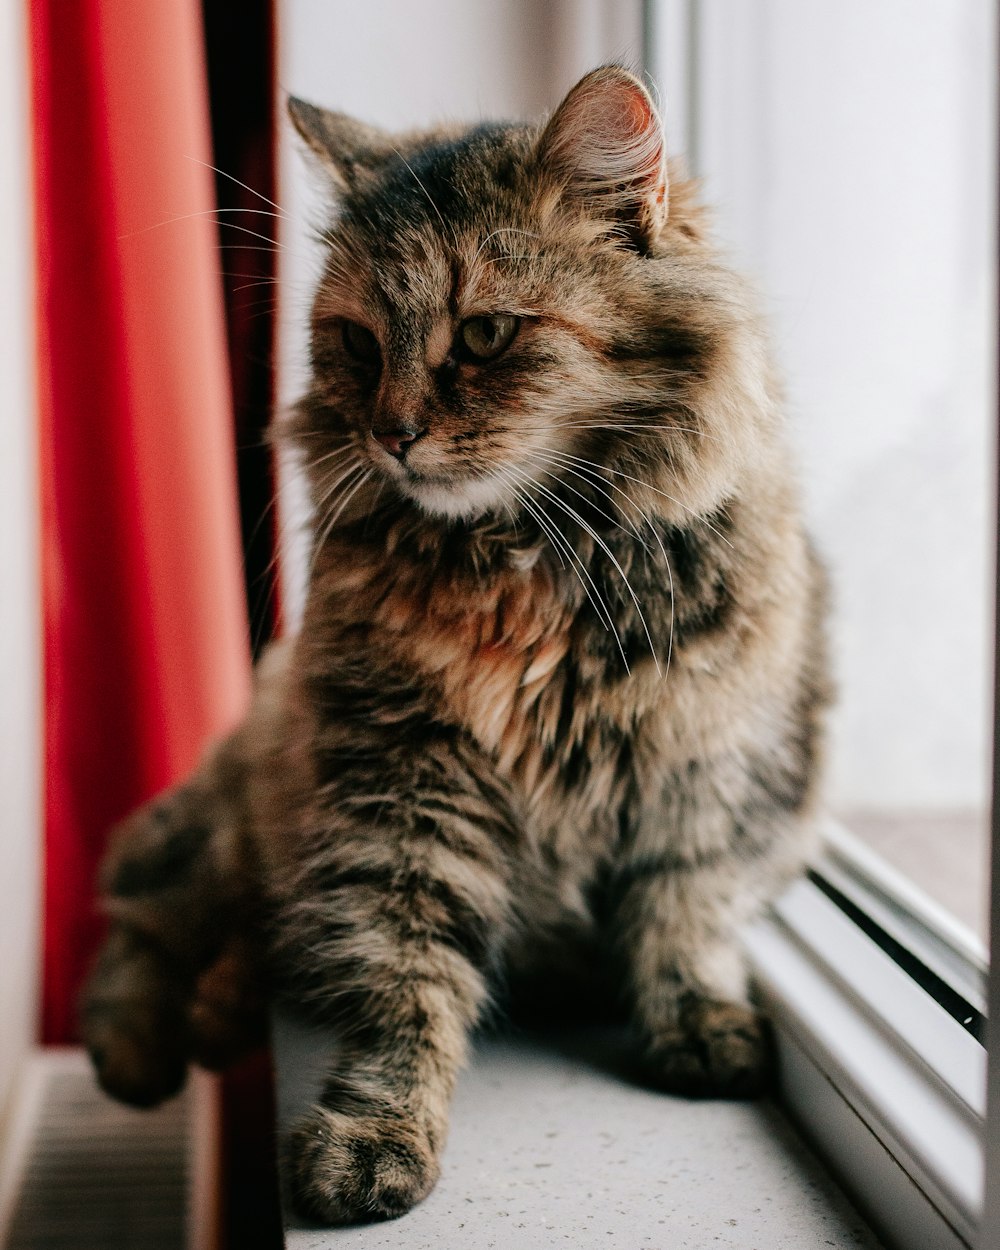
left=653, top=0, right=997, bottom=942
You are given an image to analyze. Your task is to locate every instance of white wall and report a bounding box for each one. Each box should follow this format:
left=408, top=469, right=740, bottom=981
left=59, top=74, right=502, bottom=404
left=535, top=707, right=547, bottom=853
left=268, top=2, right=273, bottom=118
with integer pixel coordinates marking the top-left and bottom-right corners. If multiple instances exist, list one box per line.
left=0, top=1, right=41, bottom=1121
left=657, top=0, right=997, bottom=813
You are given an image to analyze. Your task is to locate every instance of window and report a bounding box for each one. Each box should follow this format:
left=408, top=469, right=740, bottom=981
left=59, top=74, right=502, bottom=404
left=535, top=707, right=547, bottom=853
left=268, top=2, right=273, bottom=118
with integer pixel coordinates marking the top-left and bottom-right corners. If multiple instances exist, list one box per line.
left=647, top=4, right=998, bottom=1247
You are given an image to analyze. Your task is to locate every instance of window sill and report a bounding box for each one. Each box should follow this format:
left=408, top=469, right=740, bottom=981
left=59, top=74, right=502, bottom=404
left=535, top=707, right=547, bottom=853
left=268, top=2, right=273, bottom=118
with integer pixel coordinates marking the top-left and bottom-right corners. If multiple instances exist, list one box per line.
left=273, top=1014, right=885, bottom=1248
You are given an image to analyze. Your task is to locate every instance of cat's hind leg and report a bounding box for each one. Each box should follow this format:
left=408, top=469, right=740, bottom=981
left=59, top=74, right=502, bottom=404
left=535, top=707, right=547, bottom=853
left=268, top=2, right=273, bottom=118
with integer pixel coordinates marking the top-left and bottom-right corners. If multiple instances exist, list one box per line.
left=82, top=751, right=263, bottom=1107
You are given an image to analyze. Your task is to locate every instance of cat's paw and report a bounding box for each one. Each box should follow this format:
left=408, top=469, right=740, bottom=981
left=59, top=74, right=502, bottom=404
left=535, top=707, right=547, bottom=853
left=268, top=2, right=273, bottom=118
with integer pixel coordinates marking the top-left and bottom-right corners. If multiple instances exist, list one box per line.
left=642, top=998, right=772, bottom=1099
left=287, top=1106, right=439, bottom=1225
left=84, top=1001, right=189, bottom=1108
left=82, top=933, right=190, bottom=1107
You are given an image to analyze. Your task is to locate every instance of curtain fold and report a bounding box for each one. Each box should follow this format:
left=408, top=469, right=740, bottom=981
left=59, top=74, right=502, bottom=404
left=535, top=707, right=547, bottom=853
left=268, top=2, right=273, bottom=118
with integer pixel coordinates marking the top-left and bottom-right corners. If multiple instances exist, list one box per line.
left=31, top=0, right=252, bottom=1044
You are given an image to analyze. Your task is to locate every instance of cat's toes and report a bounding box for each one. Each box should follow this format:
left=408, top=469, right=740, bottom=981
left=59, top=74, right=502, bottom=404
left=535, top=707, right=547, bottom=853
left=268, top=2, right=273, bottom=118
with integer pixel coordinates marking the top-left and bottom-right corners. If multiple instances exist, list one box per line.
left=287, top=1107, right=439, bottom=1225
left=642, top=999, right=772, bottom=1099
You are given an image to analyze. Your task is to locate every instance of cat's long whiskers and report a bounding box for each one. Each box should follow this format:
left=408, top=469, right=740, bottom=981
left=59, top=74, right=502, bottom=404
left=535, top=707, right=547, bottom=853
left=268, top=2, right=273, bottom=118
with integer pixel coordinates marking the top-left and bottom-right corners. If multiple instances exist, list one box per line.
left=231, top=297, right=279, bottom=319
left=524, top=449, right=653, bottom=554
left=305, top=461, right=368, bottom=586
left=305, top=443, right=355, bottom=476
left=494, top=468, right=567, bottom=574
left=221, top=271, right=280, bottom=282
left=532, top=450, right=676, bottom=682
left=511, top=465, right=647, bottom=670
left=320, top=466, right=374, bottom=542
left=118, top=206, right=285, bottom=242
left=525, top=491, right=628, bottom=667
left=232, top=278, right=280, bottom=294
left=131, top=217, right=290, bottom=254
left=299, top=452, right=361, bottom=520
left=510, top=466, right=660, bottom=677
left=500, top=468, right=629, bottom=671
left=217, top=243, right=288, bottom=255
left=311, top=457, right=367, bottom=523
left=183, top=154, right=288, bottom=215
left=500, top=472, right=628, bottom=667
left=242, top=468, right=325, bottom=649
left=303, top=462, right=367, bottom=577
left=545, top=448, right=735, bottom=550
left=361, top=477, right=388, bottom=538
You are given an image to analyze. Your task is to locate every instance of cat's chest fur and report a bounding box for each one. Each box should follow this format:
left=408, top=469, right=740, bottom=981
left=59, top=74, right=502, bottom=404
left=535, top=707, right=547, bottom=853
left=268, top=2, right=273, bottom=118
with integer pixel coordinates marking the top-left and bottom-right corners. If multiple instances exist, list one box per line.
left=314, top=530, right=651, bottom=816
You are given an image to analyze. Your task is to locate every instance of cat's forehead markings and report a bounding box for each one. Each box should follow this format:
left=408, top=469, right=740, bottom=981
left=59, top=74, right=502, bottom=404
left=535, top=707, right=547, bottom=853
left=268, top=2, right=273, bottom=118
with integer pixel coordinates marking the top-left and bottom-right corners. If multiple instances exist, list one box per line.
left=425, top=319, right=454, bottom=369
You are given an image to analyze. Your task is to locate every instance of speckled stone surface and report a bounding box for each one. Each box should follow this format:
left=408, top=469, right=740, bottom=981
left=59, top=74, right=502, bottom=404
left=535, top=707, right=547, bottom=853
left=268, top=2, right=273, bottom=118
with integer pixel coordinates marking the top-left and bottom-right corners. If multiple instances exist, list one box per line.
left=274, top=1018, right=884, bottom=1249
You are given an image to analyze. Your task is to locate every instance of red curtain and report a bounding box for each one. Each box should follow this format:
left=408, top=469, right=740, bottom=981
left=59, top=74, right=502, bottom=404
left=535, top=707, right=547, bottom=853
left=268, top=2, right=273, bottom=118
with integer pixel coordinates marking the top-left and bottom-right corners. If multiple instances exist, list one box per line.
left=31, top=0, right=252, bottom=1044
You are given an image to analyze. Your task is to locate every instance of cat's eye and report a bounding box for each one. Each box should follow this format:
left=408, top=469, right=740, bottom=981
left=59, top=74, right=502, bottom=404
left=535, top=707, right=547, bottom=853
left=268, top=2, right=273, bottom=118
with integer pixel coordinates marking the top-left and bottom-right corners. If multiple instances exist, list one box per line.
left=341, top=320, right=381, bottom=365
left=456, top=314, right=520, bottom=362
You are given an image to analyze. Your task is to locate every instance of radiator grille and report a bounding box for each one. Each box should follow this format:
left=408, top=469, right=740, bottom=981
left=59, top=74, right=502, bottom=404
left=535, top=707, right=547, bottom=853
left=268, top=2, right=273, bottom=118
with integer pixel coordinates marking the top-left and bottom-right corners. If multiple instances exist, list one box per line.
left=3, top=1054, right=192, bottom=1250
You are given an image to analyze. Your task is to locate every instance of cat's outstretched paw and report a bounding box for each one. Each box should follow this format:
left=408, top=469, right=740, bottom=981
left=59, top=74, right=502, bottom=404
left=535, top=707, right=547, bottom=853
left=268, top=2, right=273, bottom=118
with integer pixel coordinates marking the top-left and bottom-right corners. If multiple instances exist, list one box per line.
left=84, top=998, right=189, bottom=1108
left=642, top=998, right=772, bottom=1099
left=287, top=1107, right=439, bottom=1225
left=82, top=933, right=190, bottom=1107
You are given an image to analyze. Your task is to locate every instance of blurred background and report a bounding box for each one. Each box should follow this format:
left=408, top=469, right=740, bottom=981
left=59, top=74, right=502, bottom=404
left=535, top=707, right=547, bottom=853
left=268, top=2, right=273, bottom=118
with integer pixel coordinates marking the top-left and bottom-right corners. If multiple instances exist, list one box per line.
left=1, top=2, right=996, bottom=1247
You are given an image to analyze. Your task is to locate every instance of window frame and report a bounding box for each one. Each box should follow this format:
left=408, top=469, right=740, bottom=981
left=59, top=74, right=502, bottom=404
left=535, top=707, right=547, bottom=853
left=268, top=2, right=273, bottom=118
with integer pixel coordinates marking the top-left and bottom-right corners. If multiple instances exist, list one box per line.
left=745, top=863, right=986, bottom=1250
left=644, top=5, right=998, bottom=1248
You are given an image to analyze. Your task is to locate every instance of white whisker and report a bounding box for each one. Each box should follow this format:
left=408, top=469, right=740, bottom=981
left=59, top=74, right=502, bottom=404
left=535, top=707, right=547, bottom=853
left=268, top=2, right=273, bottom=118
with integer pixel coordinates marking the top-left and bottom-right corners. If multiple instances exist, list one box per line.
left=391, top=148, right=450, bottom=241
left=498, top=470, right=629, bottom=670
left=525, top=449, right=652, bottom=553
left=545, top=448, right=735, bottom=550
left=533, top=449, right=676, bottom=682
left=305, top=461, right=369, bottom=587
left=510, top=466, right=660, bottom=677
left=118, top=206, right=286, bottom=242
left=183, top=155, right=288, bottom=215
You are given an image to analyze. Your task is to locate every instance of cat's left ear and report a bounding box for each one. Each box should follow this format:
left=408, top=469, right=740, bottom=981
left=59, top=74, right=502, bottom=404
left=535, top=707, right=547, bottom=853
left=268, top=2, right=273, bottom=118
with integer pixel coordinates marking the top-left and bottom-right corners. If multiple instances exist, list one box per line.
left=287, top=96, right=394, bottom=194
left=537, top=66, right=668, bottom=247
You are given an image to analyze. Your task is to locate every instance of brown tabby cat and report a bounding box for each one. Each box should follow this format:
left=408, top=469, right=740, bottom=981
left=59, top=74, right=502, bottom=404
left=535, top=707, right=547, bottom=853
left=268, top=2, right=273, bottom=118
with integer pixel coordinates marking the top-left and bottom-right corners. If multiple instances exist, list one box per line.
left=83, top=66, right=830, bottom=1224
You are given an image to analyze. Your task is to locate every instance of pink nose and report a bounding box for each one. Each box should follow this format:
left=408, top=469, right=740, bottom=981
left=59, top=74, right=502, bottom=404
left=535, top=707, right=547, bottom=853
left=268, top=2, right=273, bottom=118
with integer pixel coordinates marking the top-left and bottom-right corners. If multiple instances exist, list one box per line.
left=371, top=426, right=424, bottom=460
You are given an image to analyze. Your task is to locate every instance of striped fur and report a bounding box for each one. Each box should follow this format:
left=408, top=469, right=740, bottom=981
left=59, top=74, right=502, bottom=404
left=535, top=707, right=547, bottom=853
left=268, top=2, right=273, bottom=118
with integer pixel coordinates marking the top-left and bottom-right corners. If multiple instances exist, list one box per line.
left=83, top=67, right=832, bottom=1223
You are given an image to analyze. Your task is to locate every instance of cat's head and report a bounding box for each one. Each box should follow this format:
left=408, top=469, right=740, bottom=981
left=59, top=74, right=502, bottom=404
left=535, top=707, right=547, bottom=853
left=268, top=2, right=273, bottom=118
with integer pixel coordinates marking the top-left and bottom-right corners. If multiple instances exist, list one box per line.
left=288, top=66, right=773, bottom=530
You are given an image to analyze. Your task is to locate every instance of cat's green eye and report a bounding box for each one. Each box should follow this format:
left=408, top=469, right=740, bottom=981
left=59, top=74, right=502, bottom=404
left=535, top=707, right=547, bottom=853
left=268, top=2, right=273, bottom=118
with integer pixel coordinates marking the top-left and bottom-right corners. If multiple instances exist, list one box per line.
left=456, top=314, right=520, bottom=362
left=342, top=320, right=381, bottom=365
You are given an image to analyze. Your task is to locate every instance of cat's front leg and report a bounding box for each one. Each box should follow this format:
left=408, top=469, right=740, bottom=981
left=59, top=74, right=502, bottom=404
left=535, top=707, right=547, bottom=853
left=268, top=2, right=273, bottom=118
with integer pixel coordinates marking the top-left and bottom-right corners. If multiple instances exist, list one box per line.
left=612, top=755, right=817, bottom=1099
left=275, top=735, right=518, bottom=1224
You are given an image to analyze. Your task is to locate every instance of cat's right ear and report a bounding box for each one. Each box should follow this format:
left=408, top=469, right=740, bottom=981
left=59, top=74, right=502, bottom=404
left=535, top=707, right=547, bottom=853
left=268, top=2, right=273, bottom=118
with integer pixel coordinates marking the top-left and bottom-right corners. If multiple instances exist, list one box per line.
left=287, top=97, right=393, bottom=193
left=537, top=66, right=669, bottom=248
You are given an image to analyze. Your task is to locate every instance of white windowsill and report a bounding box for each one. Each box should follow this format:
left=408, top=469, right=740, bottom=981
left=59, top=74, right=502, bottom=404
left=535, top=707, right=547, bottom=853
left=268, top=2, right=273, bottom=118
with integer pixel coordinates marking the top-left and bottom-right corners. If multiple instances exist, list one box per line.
left=273, top=1015, right=886, bottom=1248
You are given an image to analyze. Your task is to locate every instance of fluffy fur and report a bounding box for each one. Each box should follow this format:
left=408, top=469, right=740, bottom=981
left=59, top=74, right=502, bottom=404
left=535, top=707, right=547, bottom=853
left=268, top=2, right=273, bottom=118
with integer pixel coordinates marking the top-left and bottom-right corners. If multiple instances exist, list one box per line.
left=83, top=66, right=831, bottom=1224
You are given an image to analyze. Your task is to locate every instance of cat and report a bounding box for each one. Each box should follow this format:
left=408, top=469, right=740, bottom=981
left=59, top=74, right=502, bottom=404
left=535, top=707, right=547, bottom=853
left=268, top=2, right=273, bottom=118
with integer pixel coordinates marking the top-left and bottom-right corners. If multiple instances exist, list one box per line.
left=82, top=65, right=831, bottom=1224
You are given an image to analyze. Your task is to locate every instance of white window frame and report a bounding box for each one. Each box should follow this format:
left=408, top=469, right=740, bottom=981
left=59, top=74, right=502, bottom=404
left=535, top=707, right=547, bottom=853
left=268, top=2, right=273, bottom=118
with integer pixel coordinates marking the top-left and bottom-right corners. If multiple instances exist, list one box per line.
left=745, top=853, right=987, bottom=1250
left=645, top=5, right=997, bottom=1248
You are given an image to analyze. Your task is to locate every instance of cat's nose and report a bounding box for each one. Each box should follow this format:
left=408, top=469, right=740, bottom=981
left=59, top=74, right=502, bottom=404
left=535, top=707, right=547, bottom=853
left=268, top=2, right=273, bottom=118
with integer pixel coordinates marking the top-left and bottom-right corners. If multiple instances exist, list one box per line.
left=371, top=424, right=425, bottom=461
